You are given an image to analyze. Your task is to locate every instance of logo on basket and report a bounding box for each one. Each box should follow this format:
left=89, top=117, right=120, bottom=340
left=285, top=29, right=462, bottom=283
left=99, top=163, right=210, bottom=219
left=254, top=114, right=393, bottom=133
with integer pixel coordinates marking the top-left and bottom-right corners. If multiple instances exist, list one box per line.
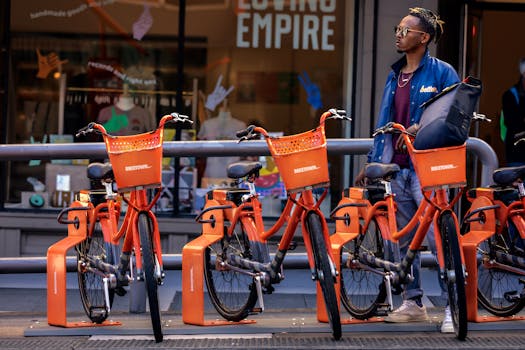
left=125, top=164, right=152, bottom=172
left=430, top=164, right=457, bottom=172
left=293, top=165, right=320, bottom=174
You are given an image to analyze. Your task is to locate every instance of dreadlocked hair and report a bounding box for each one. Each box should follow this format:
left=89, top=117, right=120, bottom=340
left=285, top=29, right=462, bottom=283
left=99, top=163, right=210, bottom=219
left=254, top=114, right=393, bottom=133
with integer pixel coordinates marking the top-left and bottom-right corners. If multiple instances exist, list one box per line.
left=409, top=7, right=444, bottom=43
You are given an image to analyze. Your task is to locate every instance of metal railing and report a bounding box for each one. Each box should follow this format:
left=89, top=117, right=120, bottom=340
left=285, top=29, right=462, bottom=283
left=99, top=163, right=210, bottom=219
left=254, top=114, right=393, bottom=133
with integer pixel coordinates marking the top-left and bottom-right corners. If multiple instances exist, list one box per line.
left=0, top=137, right=497, bottom=184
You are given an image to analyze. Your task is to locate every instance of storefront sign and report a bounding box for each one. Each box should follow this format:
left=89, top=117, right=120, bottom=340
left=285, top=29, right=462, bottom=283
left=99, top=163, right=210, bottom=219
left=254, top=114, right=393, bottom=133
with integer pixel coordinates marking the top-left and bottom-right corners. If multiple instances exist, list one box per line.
left=236, top=0, right=336, bottom=50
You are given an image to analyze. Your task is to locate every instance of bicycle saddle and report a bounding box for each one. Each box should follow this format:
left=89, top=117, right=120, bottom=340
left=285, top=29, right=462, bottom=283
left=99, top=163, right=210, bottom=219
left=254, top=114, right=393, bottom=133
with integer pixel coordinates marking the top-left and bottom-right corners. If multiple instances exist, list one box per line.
left=492, top=165, right=525, bottom=186
left=365, top=162, right=401, bottom=181
left=87, top=162, right=114, bottom=181
left=227, top=161, right=263, bottom=179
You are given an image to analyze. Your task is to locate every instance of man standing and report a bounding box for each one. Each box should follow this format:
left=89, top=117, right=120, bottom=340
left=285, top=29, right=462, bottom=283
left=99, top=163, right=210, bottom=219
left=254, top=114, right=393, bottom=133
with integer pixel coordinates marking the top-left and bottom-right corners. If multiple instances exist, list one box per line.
left=355, top=7, right=459, bottom=333
left=501, top=58, right=525, bottom=166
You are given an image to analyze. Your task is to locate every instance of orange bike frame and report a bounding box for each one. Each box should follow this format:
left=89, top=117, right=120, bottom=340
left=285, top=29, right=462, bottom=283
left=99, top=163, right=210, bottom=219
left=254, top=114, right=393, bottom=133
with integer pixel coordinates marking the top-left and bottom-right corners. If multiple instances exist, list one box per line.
left=361, top=125, right=467, bottom=270
left=93, top=189, right=163, bottom=272
left=223, top=189, right=335, bottom=272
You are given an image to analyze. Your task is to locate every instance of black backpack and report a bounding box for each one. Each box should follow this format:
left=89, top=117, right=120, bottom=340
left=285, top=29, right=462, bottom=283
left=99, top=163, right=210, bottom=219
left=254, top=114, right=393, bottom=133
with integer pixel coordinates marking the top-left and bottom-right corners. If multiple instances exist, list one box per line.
left=413, top=76, right=482, bottom=150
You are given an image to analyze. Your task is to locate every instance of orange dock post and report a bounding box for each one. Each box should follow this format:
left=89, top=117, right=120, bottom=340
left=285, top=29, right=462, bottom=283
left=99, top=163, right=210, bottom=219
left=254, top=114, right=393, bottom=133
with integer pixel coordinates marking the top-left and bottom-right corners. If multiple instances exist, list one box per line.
left=47, top=201, right=120, bottom=328
left=317, top=196, right=383, bottom=324
left=182, top=199, right=255, bottom=326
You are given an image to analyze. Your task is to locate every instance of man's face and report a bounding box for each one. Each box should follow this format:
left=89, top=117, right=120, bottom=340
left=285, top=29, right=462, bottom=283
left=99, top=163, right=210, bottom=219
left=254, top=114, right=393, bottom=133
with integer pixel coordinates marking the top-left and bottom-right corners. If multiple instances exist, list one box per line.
left=395, top=15, right=427, bottom=54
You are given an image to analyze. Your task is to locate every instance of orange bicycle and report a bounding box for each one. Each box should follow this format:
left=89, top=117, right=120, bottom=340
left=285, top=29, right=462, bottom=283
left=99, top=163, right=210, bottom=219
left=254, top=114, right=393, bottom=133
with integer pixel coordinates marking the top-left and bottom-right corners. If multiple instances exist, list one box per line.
left=195, top=109, right=350, bottom=340
left=462, top=133, right=525, bottom=317
left=57, top=113, right=192, bottom=342
left=332, top=121, right=468, bottom=339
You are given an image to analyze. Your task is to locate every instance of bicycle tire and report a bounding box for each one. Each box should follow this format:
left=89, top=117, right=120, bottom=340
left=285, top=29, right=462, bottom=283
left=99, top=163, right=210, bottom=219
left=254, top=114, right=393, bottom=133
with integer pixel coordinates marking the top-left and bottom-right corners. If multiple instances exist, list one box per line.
left=340, top=217, right=387, bottom=319
left=307, top=212, right=342, bottom=340
left=439, top=211, right=468, bottom=340
left=477, top=220, right=525, bottom=316
left=203, top=219, right=258, bottom=321
left=138, top=212, right=163, bottom=343
left=76, top=222, right=115, bottom=324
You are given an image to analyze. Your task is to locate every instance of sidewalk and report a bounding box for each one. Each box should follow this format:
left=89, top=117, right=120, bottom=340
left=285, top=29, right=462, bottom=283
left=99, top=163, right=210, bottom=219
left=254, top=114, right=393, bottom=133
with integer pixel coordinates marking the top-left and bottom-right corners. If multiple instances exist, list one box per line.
left=2, top=269, right=525, bottom=349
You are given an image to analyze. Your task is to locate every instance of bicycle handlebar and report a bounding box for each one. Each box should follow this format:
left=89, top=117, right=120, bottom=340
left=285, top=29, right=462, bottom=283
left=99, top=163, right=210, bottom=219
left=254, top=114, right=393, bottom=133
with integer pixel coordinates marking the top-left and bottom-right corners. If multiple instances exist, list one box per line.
left=75, top=112, right=192, bottom=138
left=372, top=122, right=413, bottom=137
left=373, top=112, right=490, bottom=139
left=236, top=108, right=350, bottom=143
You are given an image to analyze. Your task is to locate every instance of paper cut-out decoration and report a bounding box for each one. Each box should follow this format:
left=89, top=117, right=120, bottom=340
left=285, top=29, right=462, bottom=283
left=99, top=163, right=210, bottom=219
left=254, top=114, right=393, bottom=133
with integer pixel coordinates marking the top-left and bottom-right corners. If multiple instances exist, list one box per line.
left=36, top=49, right=68, bottom=79
left=205, top=74, right=234, bottom=111
left=298, top=71, right=322, bottom=110
left=132, top=4, right=153, bottom=41
left=103, top=107, right=129, bottom=133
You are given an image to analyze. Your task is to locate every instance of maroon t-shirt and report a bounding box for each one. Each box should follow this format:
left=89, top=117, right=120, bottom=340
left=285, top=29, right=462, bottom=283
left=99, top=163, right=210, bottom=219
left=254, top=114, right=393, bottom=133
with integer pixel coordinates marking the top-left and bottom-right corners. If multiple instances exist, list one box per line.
left=392, top=72, right=411, bottom=168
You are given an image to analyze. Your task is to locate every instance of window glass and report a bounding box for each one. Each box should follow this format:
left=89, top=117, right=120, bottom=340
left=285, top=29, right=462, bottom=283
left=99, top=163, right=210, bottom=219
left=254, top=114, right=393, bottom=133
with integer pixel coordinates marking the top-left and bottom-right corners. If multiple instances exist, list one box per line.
left=8, top=0, right=346, bottom=215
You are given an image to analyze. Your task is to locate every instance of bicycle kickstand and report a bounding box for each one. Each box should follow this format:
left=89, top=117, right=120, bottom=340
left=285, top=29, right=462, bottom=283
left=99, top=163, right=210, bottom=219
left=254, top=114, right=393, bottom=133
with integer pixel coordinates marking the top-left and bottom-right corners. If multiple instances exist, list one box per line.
left=252, top=274, right=265, bottom=313
left=384, top=273, right=394, bottom=312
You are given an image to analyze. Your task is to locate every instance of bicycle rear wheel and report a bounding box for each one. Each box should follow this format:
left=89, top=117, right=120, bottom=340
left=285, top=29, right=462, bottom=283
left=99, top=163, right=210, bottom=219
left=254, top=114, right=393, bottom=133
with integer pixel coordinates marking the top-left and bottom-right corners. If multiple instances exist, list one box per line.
left=340, top=217, right=387, bottom=319
left=307, top=212, right=342, bottom=340
left=477, top=220, right=525, bottom=316
left=76, top=222, right=116, bottom=324
left=439, top=211, right=468, bottom=340
left=204, top=219, right=258, bottom=321
left=138, top=212, right=163, bottom=343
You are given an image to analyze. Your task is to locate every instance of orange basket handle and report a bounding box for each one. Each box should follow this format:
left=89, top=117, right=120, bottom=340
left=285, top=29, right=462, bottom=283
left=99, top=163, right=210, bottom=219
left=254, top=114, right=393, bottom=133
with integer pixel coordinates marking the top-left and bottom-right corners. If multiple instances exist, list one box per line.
left=158, top=112, right=193, bottom=130
left=236, top=108, right=350, bottom=143
left=75, top=112, right=193, bottom=139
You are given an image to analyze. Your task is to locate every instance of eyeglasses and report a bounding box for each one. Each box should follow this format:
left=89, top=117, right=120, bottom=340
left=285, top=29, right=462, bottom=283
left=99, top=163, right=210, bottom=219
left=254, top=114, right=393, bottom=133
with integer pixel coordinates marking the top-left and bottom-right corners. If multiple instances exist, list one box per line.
left=394, top=26, right=427, bottom=38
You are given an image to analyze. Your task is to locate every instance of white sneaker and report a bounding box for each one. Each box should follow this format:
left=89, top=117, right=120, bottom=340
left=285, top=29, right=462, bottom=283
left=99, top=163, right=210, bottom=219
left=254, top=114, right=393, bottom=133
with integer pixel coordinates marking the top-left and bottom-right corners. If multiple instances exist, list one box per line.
left=441, top=306, right=454, bottom=333
left=384, top=299, right=429, bottom=323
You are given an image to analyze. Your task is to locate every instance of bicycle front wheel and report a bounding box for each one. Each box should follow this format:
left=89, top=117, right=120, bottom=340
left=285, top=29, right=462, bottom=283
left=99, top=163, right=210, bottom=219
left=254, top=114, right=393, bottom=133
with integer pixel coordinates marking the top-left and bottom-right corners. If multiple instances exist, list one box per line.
left=340, top=217, right=387, bottom=319
left=439, top=211, right=468, bottom=340
left=477, top=220, right=525, bottom=316
left=138, top=212, right=163, bottom=343
left=76, top=222, right=116, bottom=324
left=307, top=213, right=342, bottom=340
left=204, top=219, right=258, bottom=321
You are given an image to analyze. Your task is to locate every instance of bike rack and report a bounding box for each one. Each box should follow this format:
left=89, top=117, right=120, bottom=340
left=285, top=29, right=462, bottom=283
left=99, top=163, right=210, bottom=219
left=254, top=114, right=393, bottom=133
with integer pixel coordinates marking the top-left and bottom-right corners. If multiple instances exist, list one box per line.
left=317, top=196, right=383, bottom=324
left=47, top=201, right=120, bottom=328
left=461, top=194, right=525, bottom=322
left=182, top=199, right=256, bottom=326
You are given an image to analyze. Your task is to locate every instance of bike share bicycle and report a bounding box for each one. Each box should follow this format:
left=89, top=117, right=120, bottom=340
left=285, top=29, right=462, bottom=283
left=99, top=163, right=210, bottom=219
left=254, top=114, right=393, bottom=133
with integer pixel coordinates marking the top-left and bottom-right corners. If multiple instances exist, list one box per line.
left=331, top=122, right=469, bottom=340
left=187, top=109, right=350, bottom=340
left=55, top=113, right=192, bottom=342
left=461, top=132, right=525, bottom=320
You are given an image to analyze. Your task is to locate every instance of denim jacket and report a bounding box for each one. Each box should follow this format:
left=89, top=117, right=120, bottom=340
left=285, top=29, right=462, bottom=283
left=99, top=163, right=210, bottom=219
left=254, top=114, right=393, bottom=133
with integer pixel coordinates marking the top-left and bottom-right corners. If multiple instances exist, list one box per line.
left=367, top=50, right=460, bottom=164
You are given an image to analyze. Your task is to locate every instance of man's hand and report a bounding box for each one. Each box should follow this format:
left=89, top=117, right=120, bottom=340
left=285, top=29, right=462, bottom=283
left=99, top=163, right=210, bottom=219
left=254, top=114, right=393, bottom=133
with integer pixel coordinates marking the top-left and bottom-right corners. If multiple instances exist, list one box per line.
left=354, top=167, right=367, bottom=186
left=395, top=123, right=419, bottom=153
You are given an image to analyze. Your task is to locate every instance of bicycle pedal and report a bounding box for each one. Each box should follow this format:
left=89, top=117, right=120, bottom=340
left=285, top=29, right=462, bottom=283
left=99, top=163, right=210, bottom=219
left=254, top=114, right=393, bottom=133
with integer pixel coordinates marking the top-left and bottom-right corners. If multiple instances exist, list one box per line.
left=504, top=290, right=520, bottom=302
left=114, top=286, right=127, bottom=297
left=288, top=241, right=297, bottom=250
left=249, top=307, right=263, bottom=314
left=375, top=304, right=390, bottom=316
left=263, top=285, right=275, bottom=294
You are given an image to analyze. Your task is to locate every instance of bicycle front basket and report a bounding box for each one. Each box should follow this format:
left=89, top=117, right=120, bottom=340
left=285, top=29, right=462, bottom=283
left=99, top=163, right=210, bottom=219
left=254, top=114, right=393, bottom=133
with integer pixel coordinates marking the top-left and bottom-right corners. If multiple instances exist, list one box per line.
left=103, top=129, right=163, bottom=192
left=266, top=126, right=329, bottom=193
left=410, top=143, right=466, bottom=191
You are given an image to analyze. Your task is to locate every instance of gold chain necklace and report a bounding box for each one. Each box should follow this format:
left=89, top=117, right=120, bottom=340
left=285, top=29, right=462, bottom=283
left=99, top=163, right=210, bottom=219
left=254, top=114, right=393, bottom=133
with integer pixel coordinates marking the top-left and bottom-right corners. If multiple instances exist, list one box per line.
left=397, top=71, right=413, bottom=88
